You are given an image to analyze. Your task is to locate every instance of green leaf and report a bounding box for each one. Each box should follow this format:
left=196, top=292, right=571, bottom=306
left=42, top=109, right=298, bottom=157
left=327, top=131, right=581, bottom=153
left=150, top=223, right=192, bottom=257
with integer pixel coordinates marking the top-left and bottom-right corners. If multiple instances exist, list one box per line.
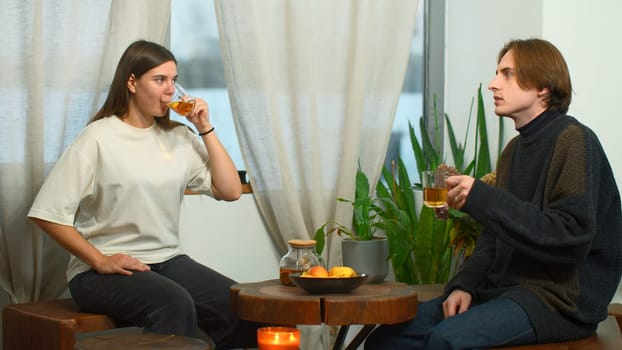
left=355, top=167, right=370, bottom=200
left=474, top=84, right=492, bottom=177
left=410, top=121, right=426, bottom=177
left=397, top=159, right=417, bottom=228
left=445, top=114, right=465, bottom=173
left=314, top=224, right=328, bottom=255
left=420, top=117, right=439, bottom=170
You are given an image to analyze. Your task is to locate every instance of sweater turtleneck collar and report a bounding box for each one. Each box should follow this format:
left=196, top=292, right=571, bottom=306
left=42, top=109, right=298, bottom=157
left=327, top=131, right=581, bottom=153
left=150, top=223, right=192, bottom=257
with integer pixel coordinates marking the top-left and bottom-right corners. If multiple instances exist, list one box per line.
left=517, top=109, right=563, bottom=139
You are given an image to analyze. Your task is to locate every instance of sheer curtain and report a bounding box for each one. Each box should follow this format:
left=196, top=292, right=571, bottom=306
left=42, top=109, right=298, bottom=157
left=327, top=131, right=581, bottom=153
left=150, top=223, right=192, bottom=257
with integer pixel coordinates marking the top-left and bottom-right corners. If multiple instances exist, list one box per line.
left=215, top=0, right=418, bottom=266
left=0, top=0, right=171, bottom=304
left=215, top=1, right=418, bottom=348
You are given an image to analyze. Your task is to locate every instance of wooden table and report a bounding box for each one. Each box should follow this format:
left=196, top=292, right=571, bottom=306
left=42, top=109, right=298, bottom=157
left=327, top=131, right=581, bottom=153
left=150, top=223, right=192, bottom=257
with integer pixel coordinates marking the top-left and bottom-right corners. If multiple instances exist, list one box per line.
left=230, top=279, right=418, bottom=350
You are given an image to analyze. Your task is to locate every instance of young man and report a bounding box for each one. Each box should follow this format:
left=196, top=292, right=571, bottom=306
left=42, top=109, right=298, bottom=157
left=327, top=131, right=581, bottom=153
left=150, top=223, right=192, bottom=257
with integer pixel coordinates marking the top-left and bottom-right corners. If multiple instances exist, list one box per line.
left=365, top=38, right=622, bottom=349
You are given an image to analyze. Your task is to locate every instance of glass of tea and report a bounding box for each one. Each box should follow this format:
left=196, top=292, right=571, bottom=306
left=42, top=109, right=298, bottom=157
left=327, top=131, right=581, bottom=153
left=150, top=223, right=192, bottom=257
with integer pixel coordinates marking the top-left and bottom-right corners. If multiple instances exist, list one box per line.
left=421, top=170, right=448, bottom=208
left=168, top=82, right=196, bottom=116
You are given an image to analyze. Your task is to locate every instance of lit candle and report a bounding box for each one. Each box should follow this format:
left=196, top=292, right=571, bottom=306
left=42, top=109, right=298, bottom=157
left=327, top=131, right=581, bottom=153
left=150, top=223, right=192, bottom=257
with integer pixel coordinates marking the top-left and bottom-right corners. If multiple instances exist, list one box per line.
left=257, top=327, right=300, bottom=350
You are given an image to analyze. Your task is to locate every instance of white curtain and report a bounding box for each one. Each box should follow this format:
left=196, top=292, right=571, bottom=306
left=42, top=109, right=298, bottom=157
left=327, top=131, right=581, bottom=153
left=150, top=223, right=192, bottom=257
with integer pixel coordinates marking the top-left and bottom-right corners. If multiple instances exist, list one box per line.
left=215, top=0, right=418, bottom=266
left=0, top=0, right=171, bottom=304
left=215, top=1, right=418, bottom=348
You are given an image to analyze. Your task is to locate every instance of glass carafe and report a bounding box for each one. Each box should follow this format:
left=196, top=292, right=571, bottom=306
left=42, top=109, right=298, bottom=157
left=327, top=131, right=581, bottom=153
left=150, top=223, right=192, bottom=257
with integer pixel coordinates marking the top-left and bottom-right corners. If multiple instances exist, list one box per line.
left=279, top=239, right=323, bottom=286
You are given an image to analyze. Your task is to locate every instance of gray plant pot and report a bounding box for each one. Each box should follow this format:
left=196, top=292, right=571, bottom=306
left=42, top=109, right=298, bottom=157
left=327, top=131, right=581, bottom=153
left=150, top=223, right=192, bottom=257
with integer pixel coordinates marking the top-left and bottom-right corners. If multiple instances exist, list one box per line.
left=341, top=237, right=389, bottom=284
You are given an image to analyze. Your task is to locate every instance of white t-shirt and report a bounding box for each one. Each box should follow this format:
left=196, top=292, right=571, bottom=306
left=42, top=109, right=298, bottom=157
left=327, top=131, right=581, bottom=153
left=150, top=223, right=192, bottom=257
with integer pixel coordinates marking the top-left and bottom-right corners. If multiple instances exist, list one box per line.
left=28, top=116, right=213, bottom=281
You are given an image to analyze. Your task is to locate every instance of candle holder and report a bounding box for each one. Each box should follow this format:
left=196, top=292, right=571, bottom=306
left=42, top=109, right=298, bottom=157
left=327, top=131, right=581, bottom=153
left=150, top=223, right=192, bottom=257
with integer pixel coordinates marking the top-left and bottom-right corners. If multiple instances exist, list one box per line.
left=257, top=326, right=300, bottom=350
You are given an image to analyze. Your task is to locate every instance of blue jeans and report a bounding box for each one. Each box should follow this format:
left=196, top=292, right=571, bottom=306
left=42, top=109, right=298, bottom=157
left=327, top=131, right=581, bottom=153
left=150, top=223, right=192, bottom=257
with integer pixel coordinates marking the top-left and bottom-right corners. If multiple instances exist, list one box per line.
left=364, top=296, right=536, bottom=350
left=69, top=254, right=260, bottom=349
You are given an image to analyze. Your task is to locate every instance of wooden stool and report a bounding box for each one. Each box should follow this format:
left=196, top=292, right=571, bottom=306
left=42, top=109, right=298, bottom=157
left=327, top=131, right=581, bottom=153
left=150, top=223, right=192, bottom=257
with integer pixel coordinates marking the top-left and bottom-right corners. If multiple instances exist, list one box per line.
left=74, top=333, right=212, bottom=350
left=3, top=298, right=122, bottom=350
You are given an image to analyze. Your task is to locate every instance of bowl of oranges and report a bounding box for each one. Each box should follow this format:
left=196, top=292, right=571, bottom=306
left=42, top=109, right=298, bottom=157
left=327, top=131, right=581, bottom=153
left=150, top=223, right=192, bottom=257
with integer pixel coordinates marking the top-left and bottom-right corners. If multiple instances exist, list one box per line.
left=289, top=266, right=368, bottom=294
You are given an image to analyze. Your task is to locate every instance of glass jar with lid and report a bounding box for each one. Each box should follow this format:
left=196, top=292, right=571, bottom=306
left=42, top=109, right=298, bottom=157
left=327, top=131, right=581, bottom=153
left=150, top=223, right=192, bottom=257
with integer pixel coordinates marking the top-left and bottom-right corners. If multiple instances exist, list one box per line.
left=279, top=239, right=323, bottom=286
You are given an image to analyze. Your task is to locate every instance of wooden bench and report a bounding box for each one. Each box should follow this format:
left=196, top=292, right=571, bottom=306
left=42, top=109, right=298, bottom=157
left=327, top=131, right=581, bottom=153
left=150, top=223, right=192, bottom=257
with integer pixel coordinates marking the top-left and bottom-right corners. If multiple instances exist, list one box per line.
left=3, top=298, right=215, bottom=350
left=3, top=298, right=122, bottom=350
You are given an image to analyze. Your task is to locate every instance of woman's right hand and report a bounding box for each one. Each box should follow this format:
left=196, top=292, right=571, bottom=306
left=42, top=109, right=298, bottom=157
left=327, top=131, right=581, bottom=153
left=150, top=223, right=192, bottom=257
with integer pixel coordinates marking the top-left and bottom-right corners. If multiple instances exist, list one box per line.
left=94, top=253, right=151, bottom=276
left=30, top=218, right=151, bottom=276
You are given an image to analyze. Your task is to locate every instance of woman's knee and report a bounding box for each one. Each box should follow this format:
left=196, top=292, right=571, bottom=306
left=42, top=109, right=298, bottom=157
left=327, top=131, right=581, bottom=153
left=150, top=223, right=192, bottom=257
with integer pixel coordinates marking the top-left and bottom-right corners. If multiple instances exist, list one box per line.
left=148, top=297, right=196, bottom=321
left=144, top=289, right=198, bottom=336
left=149, top=284, right=197, bottom=317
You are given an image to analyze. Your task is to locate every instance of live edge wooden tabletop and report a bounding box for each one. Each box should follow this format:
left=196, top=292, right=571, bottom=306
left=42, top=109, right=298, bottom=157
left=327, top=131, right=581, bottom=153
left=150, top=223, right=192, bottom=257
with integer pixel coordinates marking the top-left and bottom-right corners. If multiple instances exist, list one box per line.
left=230, top=279, right=418, bottom=326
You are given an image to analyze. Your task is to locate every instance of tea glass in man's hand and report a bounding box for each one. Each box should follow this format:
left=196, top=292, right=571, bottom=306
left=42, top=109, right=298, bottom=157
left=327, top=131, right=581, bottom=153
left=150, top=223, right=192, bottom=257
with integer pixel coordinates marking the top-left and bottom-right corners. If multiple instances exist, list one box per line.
left=168, top=82, right=196, bottom=116
left=422, top=170, right=448, bottom=208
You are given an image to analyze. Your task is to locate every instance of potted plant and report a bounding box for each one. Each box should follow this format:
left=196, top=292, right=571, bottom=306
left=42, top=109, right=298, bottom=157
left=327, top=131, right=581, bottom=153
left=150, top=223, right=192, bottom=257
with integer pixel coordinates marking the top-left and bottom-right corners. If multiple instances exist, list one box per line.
left=314, top=167, right=409, bottom=283
left=377, top=84, right=503, bottom=285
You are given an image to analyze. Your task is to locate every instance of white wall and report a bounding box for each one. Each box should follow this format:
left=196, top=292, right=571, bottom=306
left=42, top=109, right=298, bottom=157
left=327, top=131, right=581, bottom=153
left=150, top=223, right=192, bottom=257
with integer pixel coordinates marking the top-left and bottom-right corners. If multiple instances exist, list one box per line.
left=444, top=0, right=543, bottom=160
left=445, top=0, right=622, bottom=187
left=445, top=0, right=622, bottom=302
left=542, top=0, right=622, bottom=189
left=179, top=194, right=280, bottom=283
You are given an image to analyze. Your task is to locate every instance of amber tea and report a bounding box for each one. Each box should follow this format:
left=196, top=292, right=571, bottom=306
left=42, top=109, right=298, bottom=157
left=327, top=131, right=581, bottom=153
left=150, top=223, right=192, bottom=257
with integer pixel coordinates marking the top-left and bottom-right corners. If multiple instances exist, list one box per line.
left=422, top=170, right=448, bottom=208
left=168, top=82, right=195, bottom=116
left=423, top=187, right=448, bottom=208
left=279, top=267, right=303, bottom=286
left=168, top=100, right=195, bottom=115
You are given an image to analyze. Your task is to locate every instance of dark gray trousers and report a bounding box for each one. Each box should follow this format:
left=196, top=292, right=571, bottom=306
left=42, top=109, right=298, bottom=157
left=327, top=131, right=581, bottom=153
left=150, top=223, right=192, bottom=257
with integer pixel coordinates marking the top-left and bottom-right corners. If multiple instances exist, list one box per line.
left=69, top=254, right=259, bottom=348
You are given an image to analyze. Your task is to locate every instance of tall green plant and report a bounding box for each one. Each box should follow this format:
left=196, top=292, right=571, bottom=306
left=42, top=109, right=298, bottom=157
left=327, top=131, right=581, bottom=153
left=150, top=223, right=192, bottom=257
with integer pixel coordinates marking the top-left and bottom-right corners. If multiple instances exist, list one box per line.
left=378, top=84, right=504, bottom=284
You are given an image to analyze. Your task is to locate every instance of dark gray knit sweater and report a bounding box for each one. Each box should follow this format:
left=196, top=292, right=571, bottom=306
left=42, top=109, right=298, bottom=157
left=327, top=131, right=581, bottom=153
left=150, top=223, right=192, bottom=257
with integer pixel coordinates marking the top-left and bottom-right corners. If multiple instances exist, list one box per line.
left=445, top=110, right=622, bottom=343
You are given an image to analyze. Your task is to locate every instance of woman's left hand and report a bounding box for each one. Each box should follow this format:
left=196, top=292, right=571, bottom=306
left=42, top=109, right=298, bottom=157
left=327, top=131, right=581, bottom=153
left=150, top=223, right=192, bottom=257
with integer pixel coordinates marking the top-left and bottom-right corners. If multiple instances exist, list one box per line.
left=186, top=97, right=212, bottom=133
left=183, top=97, right=241, bottom=200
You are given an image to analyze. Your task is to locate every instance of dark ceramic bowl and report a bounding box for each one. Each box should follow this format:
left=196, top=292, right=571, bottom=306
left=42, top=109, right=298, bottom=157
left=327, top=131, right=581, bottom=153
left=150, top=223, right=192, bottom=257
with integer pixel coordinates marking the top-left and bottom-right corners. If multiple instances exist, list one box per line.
left=289, top=273, right=368, bottom=294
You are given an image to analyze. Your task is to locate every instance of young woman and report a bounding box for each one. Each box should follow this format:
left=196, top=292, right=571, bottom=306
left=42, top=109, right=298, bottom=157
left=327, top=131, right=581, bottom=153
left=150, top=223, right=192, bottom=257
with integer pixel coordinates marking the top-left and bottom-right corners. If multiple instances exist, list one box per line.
left=28, top=40, right=258, bottom=348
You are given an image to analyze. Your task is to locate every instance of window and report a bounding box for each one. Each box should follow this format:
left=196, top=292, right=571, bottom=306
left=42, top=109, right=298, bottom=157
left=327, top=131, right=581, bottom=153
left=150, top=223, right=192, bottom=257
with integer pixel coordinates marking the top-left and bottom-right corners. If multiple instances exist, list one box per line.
left=171, top=0, right=428, bottom=174
left=170, top=0, right=242, bottom=167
